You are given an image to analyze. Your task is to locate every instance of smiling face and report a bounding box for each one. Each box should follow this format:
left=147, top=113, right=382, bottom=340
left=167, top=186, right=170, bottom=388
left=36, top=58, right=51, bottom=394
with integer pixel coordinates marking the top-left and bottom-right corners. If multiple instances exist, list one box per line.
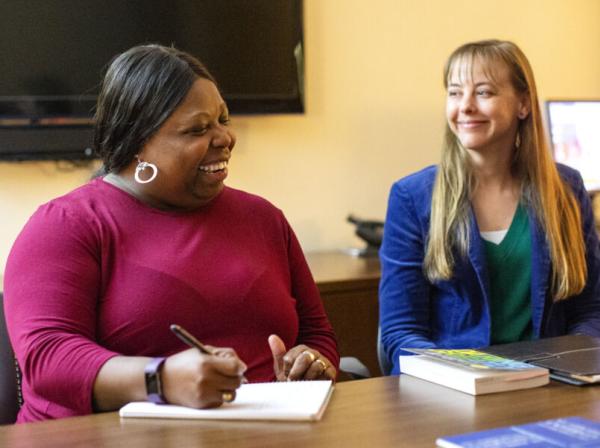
left=445, top=57, right=529, bottom=156
left=137, top=77, right=236, bottom=210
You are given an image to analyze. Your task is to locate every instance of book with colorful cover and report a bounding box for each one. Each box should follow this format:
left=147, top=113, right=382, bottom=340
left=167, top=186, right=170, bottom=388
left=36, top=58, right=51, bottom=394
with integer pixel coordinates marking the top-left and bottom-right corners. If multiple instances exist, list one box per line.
left=405, top=348, right=542, bottom=370
left=437, top=416, right=600, bottom=448
left=400, top=348, right=549, bottom=395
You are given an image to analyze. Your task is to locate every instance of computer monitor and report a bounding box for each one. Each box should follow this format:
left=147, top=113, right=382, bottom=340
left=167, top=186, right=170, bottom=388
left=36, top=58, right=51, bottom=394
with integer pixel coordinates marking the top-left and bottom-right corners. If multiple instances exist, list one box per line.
left=0, top=0, right=304, bottom=161
left=545, top=100, right=600, bottom=192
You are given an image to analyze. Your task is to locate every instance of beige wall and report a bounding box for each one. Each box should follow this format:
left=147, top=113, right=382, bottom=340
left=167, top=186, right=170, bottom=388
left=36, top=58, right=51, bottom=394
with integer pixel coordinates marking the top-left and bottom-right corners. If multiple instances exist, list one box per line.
left=1, top=0, right=600, bottom=275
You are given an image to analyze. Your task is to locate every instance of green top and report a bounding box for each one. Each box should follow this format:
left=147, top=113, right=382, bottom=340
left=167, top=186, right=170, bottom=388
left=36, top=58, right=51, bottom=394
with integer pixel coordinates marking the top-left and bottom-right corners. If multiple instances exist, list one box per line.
left=483, top=204, right=533, bottom=344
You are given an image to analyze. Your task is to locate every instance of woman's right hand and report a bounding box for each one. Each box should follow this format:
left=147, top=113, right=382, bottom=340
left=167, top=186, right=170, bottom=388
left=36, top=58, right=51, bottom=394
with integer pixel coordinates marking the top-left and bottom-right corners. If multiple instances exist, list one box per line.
left=161, top=346, right=247, bottom=408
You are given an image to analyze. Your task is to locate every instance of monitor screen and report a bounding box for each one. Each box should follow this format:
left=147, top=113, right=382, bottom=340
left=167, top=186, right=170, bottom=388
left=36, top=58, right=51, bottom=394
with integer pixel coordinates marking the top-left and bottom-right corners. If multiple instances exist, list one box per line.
left=546, top=100, right=600, bottom=192
left=0, top=0, right=303, bottom=161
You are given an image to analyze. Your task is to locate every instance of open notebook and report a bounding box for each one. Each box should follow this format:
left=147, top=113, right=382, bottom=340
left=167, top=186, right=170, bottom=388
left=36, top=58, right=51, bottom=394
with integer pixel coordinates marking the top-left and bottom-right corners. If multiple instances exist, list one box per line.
left=119, top=380, right=334, bottom=422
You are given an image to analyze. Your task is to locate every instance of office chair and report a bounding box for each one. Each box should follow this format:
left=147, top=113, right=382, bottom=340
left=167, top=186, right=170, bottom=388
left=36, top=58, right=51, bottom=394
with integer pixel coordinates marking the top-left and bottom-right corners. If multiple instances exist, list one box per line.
left=338, top=327, right=393, bottom=380
left=339, top=356, right=371, bottom=380
left=0, top=292, right=20, bottom=424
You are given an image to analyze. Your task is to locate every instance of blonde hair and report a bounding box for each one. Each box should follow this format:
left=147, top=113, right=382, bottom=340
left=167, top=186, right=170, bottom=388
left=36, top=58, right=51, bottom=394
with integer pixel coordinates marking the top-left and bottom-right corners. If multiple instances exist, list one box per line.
left=424, top=39, right=586, bottom=300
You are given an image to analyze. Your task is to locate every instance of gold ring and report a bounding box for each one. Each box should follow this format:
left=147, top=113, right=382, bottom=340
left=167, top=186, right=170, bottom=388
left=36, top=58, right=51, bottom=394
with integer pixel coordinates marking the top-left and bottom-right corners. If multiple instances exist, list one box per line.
left=314, top=359, right=327, bottom=371
left=302, top=350, right=316, bottom=363
left=221, top=391, right=234, bottom=403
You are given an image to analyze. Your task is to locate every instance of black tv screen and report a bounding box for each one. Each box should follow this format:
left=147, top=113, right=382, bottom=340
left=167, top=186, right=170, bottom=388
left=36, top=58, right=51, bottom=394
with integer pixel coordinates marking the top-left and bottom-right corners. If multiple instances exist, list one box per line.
left=546, top=100, right=600, bottom=192
left=0, top=0, right=304, bottom=161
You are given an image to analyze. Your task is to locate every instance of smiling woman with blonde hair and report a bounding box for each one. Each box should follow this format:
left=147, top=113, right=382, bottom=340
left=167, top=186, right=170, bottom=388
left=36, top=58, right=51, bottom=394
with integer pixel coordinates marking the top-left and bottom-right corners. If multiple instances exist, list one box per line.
left=379, top=39, right=600, bottom=375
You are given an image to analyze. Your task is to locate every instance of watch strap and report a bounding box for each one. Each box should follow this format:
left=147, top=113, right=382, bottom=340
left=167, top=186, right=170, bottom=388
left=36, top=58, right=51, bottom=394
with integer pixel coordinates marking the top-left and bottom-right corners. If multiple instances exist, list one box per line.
left=144, top=357, right=167, bottom=404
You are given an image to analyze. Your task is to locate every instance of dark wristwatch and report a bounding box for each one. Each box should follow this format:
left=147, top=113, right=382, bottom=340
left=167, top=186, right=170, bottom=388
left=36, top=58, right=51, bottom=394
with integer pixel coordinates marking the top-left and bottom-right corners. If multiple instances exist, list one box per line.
left=144, top=357, right=167, bottom=404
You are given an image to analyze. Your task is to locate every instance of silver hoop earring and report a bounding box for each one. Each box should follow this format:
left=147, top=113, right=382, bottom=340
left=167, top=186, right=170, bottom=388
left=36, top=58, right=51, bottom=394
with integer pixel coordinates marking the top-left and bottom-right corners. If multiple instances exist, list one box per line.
left=134, top=158, right=158, bottom=184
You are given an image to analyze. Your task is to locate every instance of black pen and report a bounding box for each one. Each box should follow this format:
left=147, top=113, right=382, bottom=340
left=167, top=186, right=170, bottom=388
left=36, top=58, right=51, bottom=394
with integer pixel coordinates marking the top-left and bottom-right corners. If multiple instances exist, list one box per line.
left=170, top=324, right=215, bottom=355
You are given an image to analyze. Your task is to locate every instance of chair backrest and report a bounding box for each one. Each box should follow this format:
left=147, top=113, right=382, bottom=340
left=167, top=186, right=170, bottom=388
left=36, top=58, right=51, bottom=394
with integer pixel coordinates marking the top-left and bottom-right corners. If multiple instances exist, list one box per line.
left=377, top=326, right=393, bottom=376
left=0, top=292, right=20, bottom=424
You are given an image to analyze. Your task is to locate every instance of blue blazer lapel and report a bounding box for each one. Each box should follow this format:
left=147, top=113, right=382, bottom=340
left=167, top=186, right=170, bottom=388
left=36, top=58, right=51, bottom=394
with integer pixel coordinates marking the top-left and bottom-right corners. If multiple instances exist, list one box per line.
left=529, top=209, right=551, bottom=336
left=467, top=210, right=491, bottom=313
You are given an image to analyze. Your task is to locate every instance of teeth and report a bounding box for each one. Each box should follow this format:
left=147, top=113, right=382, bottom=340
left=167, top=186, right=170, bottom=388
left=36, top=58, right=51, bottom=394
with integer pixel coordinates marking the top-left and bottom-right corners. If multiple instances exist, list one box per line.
left=199, top=161, right=228, bottom=173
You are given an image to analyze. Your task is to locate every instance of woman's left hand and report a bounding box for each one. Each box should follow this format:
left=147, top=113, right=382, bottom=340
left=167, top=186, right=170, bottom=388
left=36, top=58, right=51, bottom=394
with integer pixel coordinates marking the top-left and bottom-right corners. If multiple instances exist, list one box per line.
left=268, top=334, right=336, bottom=381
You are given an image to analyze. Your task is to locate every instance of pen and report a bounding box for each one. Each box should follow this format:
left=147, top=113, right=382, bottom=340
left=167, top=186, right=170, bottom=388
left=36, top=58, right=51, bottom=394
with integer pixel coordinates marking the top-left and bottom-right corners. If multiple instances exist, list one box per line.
left=170, top=324, right=215, bottom=355
left=170, top=324, right=248, bottom=383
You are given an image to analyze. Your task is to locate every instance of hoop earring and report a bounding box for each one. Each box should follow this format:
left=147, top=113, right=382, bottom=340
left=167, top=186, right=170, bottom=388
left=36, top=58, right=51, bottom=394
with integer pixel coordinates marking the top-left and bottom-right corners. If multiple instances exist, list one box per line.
left=515, top=131, right=521, bottom=149
left=134, top=157, right=158, bottom=184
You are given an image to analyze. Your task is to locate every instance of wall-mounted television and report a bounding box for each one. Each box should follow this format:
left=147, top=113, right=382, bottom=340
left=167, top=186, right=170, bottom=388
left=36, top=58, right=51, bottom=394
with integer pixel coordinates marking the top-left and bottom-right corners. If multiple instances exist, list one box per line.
left=0, top=0, right=304, bottom=161
left=546, top=100, right=600, bottom=192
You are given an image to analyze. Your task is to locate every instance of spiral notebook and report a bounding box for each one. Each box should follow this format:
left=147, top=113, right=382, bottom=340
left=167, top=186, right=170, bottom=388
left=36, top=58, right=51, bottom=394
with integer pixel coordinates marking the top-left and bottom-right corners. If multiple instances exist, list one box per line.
left=119, top=380, right=334, bottom=422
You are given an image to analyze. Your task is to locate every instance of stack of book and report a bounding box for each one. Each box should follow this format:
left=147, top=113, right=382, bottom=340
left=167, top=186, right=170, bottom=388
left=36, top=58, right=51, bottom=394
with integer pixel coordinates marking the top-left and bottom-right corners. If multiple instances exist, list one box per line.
left=400, top=348, right=549, bottom=395
left=400, top=335, right=600, bottom=394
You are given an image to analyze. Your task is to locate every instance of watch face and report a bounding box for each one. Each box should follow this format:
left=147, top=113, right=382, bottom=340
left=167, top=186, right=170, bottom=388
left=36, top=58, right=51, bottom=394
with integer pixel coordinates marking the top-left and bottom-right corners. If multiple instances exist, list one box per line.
left=146, top=371, right=160, bottom=395
left=145, top=357, right=166, bottom=403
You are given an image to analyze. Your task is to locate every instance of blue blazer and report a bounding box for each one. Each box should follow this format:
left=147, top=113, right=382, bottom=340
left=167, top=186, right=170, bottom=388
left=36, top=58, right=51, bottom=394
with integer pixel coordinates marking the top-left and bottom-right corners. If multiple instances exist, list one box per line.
left=379, top=164, right=600, bottom=374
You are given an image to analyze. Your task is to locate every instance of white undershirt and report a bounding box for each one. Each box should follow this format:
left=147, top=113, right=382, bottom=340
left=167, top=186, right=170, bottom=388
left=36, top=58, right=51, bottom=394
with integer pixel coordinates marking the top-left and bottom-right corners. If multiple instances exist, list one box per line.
left=480, top=229, right=508, bottom=245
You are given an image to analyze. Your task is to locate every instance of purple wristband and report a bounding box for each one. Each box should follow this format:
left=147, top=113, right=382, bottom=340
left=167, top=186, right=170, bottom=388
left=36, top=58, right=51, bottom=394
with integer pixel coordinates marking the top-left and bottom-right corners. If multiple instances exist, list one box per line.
left=144, top=357, right=167, bottom=404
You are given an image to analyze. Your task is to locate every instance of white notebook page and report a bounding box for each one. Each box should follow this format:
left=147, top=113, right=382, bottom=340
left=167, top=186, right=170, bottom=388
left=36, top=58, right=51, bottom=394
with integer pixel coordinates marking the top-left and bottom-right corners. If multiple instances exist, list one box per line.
left=119, top=380, right=334, bottom=422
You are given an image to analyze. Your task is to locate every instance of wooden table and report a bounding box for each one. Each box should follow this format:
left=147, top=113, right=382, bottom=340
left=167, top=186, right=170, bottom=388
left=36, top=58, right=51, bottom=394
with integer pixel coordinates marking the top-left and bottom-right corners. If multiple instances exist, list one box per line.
left=3, top=375, right=600, bottom=448
left=305, top=251, right=381, bottom=377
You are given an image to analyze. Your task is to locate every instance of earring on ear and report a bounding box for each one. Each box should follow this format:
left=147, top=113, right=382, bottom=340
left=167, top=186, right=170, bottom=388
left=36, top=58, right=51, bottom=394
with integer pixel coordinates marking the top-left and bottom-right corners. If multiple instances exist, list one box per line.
left=134, top=156, right=158, bottom=184
left=515, top=131, right=521, bottom=149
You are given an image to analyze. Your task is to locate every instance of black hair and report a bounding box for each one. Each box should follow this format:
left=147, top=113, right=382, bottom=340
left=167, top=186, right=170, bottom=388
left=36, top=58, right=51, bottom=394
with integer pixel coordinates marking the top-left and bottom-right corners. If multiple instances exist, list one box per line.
left=93, top=44, right=216, bottom=173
